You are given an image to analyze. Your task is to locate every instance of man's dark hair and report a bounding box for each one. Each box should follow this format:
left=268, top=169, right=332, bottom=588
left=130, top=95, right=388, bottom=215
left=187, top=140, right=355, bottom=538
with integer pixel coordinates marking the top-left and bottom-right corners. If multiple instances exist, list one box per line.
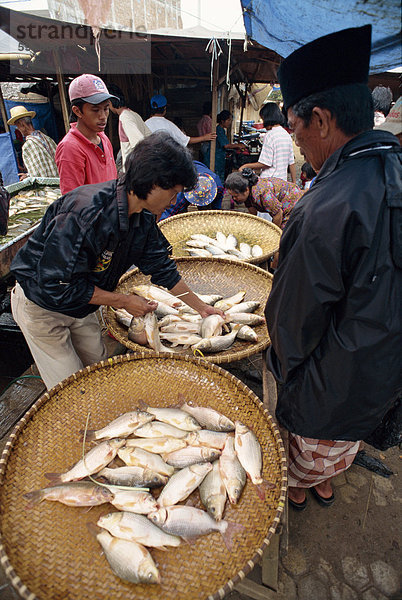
left=291, top=83, right=374, bottom=136
left=259, top=102, right=285, bottom=128
left=217, top=110, right=231, bottom=124
left=107, top=83, right=126, bottom=109
left=371, top=85, right=393, bottom=117
left=122, top=131, right=197, bottom=199
left=69, top=99, right=86, bottom=123
left=225, top=170, right=258, bottom=193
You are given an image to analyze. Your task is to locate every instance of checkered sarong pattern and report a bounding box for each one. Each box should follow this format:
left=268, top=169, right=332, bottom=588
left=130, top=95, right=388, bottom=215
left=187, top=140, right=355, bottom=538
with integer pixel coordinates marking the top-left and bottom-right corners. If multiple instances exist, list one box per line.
left=288, top=433, right=360, bottom=488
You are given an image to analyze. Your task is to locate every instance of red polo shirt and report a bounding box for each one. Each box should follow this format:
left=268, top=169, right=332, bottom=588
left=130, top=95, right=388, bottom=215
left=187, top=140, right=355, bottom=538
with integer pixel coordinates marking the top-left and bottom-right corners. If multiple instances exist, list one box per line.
left=55, top=123, right=117, bottom=194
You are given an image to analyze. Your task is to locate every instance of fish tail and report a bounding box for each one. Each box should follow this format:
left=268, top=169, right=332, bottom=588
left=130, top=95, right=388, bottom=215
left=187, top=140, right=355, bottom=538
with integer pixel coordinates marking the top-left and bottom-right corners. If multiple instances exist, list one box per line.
left=254, top=482, right=266, bottom=501
left=23, top=490, right=44, bottom=508
left=86, top=521, right=102, bottom=539
left=79, top=429, right=96, bottom=442
left=221, top=520, right=246, bottom=552
left=44, top=472, right=63, bottom=483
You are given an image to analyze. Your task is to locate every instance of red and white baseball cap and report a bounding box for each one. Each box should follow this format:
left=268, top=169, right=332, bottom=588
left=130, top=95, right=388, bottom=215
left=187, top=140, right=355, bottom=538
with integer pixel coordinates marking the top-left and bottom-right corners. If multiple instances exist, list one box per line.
left=68, top=74, right=118, bottom=104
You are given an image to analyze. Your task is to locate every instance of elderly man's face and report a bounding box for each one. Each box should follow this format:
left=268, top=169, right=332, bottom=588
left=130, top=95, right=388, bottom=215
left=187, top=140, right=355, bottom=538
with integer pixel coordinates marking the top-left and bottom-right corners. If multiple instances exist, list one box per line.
left=287, top=107, right=328, bottom=172
left=15, top=119, right=32, bottom=138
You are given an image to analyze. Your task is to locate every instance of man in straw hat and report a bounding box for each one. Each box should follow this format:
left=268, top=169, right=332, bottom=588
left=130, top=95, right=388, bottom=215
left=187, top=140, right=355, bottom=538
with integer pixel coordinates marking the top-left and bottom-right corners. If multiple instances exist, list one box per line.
left=7, top=106, right=58, bottom=179
left=265, top=25, right=402, bottom=510
left=11, top=132, right=224, bottom=390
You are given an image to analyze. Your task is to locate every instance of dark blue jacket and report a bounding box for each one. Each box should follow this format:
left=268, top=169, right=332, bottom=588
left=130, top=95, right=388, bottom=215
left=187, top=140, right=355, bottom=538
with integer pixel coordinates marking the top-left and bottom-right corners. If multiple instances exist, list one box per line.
left=11, top=180, right=180, bottom=318
left=266, top=130, right=402, bottom=441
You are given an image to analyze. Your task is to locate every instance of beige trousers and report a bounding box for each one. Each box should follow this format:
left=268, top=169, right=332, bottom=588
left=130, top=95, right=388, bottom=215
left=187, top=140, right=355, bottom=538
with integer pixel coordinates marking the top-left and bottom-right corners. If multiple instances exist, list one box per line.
left=11, top=283, right=107, bottom=390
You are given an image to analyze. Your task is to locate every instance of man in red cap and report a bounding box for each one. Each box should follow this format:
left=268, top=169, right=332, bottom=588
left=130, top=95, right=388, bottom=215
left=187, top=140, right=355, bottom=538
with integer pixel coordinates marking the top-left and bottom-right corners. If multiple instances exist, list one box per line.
left=55, top=74, right=118, bottom=194
left=265, top=26, right=401, bottom=510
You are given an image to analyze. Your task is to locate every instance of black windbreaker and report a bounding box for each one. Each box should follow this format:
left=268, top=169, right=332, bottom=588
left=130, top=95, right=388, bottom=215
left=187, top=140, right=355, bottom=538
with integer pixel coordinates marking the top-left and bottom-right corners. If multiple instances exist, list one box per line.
left=11, top=180, right=181, bottom=318
left=266, top=130, right=402, bottom=441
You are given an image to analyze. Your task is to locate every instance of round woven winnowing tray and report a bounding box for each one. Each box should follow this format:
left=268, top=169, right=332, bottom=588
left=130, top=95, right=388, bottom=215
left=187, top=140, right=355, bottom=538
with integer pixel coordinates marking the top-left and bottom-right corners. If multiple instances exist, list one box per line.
left=158, top=210, right=281, bottom=264
left=0, top=353, right=287, bottom=600
left=102, top=257, right=273, bottom=364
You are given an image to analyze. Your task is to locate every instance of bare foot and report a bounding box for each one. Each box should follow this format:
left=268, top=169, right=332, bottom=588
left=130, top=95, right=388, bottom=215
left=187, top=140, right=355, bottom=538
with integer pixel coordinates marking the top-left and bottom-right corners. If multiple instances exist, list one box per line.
left=314, top=480, right=333, bottom=499
left=288, top=486, right=306, bottom=503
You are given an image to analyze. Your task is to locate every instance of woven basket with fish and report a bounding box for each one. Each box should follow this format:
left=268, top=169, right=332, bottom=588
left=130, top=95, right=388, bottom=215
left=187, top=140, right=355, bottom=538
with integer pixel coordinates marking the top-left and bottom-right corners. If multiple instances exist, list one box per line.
left=158, top=210, right=282, bottom=265
left=0, top=353, right=287, bottom=600
left=102, top=257, right=273, bottom=364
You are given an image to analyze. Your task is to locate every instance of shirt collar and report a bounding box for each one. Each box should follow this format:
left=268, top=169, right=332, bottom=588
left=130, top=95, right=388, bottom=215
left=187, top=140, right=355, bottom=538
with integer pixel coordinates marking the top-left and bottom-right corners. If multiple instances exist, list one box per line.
left=116, top=183, right=141, bottom=233
left=313, top=130, right=400, bottom=185
left=69, top=122, right=105, bottom=147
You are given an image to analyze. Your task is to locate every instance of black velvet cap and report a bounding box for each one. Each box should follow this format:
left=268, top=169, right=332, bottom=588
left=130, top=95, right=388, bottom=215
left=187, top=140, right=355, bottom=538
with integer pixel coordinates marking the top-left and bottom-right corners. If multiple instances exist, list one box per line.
left=278, top=25, right=372, bottom=111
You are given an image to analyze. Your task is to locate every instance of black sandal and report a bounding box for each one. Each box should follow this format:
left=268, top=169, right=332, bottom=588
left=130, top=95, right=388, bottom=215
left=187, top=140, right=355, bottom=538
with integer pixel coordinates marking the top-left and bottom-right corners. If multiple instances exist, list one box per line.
left=288, top=496, right=307, bottom=511
left=310, top=486, right=335, bottom=507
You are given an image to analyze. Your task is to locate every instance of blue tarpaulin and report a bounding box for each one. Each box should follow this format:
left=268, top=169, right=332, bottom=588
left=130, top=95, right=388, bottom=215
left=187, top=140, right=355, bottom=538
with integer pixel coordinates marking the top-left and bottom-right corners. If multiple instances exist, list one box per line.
left=0, top=133, right=19, bottom=186
left=4, top=99, right=59, bottom=143
left=240, top=0, right=401, bottom=73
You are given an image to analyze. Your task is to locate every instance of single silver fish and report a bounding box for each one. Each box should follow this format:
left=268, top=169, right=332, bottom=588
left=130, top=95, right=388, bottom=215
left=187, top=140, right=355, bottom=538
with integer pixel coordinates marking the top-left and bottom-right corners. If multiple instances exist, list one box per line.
left=45, top=439, right=125, bottom=484
left=157, top=463, right=213, bottom=507
left=185, top=430, right=229, bottom=449
left=110, top=489, right=158, bottom=514
left=115, top=308, right=133, bottom=328
left=124, top=437, right=187, bottom=454
left=92, top=527, right=160, bottom=584
left=162, top=446, right=221, bottom=468
left=134, top=421, right=189, bottom=439
left=235, top=324, right=259, bottom=342
left=204, top=245, right=226, bottom=256
left=251, top=244, right=263, bottom=257
left=200, top=314, right=225, bottom=338
left=188, top=248, right=212, bottom=257
left=145, top=406, right=201, bottom=431
left=234, top=421, right=263, bottom=485
left=180, top=402, right=235, bottom=432
left=219, top=437, right=247, bottom=504
left=117, top=446, right=174, bottom=476
left=199, top=460, right=227, bottom=521
left=97, top=511, right=181, bottom=548
left=97, top=466, right=167, bottom=488
left=214, top=291, right=247, bottom=311
left=226, top=313, right=265, bottom=326
left=132, top=284, right=184, bottom=309
left=239, top=242, right=252, bottom=258
left=226, top=248, right=247, bottom=259
left=196, top=294, right=223, bottom=305
left=215, top=231, right=228, bottom=249
left=192, top=326, right=240, bottom=353
left=226, top=301, right=260, bottom=314
left=185, top=239, right=209, bottom=248
left=24, top=481, right=114, bottom=508
left=128, top=316, right=147, bottom=345
left=190, top=233, right=216, bottom=243
left=147, top=505, right=243, bottom=551
left=80, top=410, right=154, bottom=441
left=226, top=233, right=238, bottom=249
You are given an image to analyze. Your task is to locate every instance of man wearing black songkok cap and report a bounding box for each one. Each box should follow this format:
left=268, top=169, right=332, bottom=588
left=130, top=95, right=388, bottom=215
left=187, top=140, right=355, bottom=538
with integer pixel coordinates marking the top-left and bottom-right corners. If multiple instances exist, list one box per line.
left=265, top=25, right=402, bottom=510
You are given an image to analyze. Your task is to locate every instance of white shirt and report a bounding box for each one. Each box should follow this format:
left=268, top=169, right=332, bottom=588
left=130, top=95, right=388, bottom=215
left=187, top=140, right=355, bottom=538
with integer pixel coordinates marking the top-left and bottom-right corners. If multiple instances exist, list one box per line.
left=119, top=108, right=151, bottom=169
left=258, top=125, right=295, bottom=180
left=145, top=116, right=190, bottom=146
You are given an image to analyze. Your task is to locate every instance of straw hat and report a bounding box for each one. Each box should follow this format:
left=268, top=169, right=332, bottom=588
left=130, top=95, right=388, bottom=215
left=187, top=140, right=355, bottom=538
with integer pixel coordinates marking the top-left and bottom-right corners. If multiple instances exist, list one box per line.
left=7, top=105, right=36, bottom=125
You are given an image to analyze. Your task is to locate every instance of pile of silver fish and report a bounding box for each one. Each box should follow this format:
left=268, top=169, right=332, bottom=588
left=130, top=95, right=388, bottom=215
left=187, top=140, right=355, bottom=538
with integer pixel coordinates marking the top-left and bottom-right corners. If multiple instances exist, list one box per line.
left=114, top=284, right=265, bottom=354
left=24, top=402, right=266, bottom=586
left=183, top=232, right=263, bottom=261
left=1, top=186, right=60, bottom=245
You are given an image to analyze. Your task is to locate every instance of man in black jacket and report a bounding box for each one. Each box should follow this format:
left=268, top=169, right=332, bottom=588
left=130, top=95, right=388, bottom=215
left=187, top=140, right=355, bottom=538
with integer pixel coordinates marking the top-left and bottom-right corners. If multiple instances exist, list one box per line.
left=265, top=26, right=402, bottom=510
left=11, top=132, right=224, bottom=390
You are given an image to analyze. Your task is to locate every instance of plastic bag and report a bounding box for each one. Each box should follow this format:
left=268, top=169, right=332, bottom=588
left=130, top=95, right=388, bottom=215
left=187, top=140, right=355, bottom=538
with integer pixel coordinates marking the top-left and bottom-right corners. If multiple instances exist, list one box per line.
left=364, top=396, right=402, bottom=451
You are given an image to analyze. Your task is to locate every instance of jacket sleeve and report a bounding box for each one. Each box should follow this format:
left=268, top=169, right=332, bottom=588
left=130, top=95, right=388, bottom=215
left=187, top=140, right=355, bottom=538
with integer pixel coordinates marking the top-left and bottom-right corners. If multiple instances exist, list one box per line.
left=32, top=212, right=98, bottom=314
left=265, top=205, right=345, bottom=382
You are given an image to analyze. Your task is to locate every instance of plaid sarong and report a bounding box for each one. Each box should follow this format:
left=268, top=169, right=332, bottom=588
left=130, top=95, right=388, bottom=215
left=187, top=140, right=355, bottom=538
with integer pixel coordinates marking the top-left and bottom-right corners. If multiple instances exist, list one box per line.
left=288, top=433, right=360, bottom=488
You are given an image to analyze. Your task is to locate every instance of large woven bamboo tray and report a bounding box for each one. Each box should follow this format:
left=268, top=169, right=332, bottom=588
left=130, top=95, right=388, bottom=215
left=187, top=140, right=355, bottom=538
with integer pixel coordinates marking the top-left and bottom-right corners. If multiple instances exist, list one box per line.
left=0, top=353, right=287, bottom=600
left=102, top=257, right=273, bottom=364
left=158, top=210, right=282, bottom=265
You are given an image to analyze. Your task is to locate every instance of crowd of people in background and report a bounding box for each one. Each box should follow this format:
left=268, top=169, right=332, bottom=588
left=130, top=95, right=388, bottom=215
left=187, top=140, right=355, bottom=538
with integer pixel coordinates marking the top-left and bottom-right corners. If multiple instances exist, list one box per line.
left=4, top=73, right=401, bottom=228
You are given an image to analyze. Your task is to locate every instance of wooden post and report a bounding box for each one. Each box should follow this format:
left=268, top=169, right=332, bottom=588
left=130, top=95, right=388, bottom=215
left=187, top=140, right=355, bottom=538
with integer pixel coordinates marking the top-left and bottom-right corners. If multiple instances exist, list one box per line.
left=238, top=83, right=248, bottom=139
left=53, top=50, right=69, bottom=134
left=209, top=57, right=219, bottom=172
left=0, top=85, right=10, bottom=133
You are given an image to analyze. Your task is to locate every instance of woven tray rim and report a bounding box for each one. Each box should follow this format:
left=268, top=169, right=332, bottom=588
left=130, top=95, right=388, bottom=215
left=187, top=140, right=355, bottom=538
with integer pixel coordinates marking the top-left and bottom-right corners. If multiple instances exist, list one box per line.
left=102, top=256, right=273, bottom=364
left=0, top=352, right=287, bottom=600
left=158, top=210, right=282, bottom=264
